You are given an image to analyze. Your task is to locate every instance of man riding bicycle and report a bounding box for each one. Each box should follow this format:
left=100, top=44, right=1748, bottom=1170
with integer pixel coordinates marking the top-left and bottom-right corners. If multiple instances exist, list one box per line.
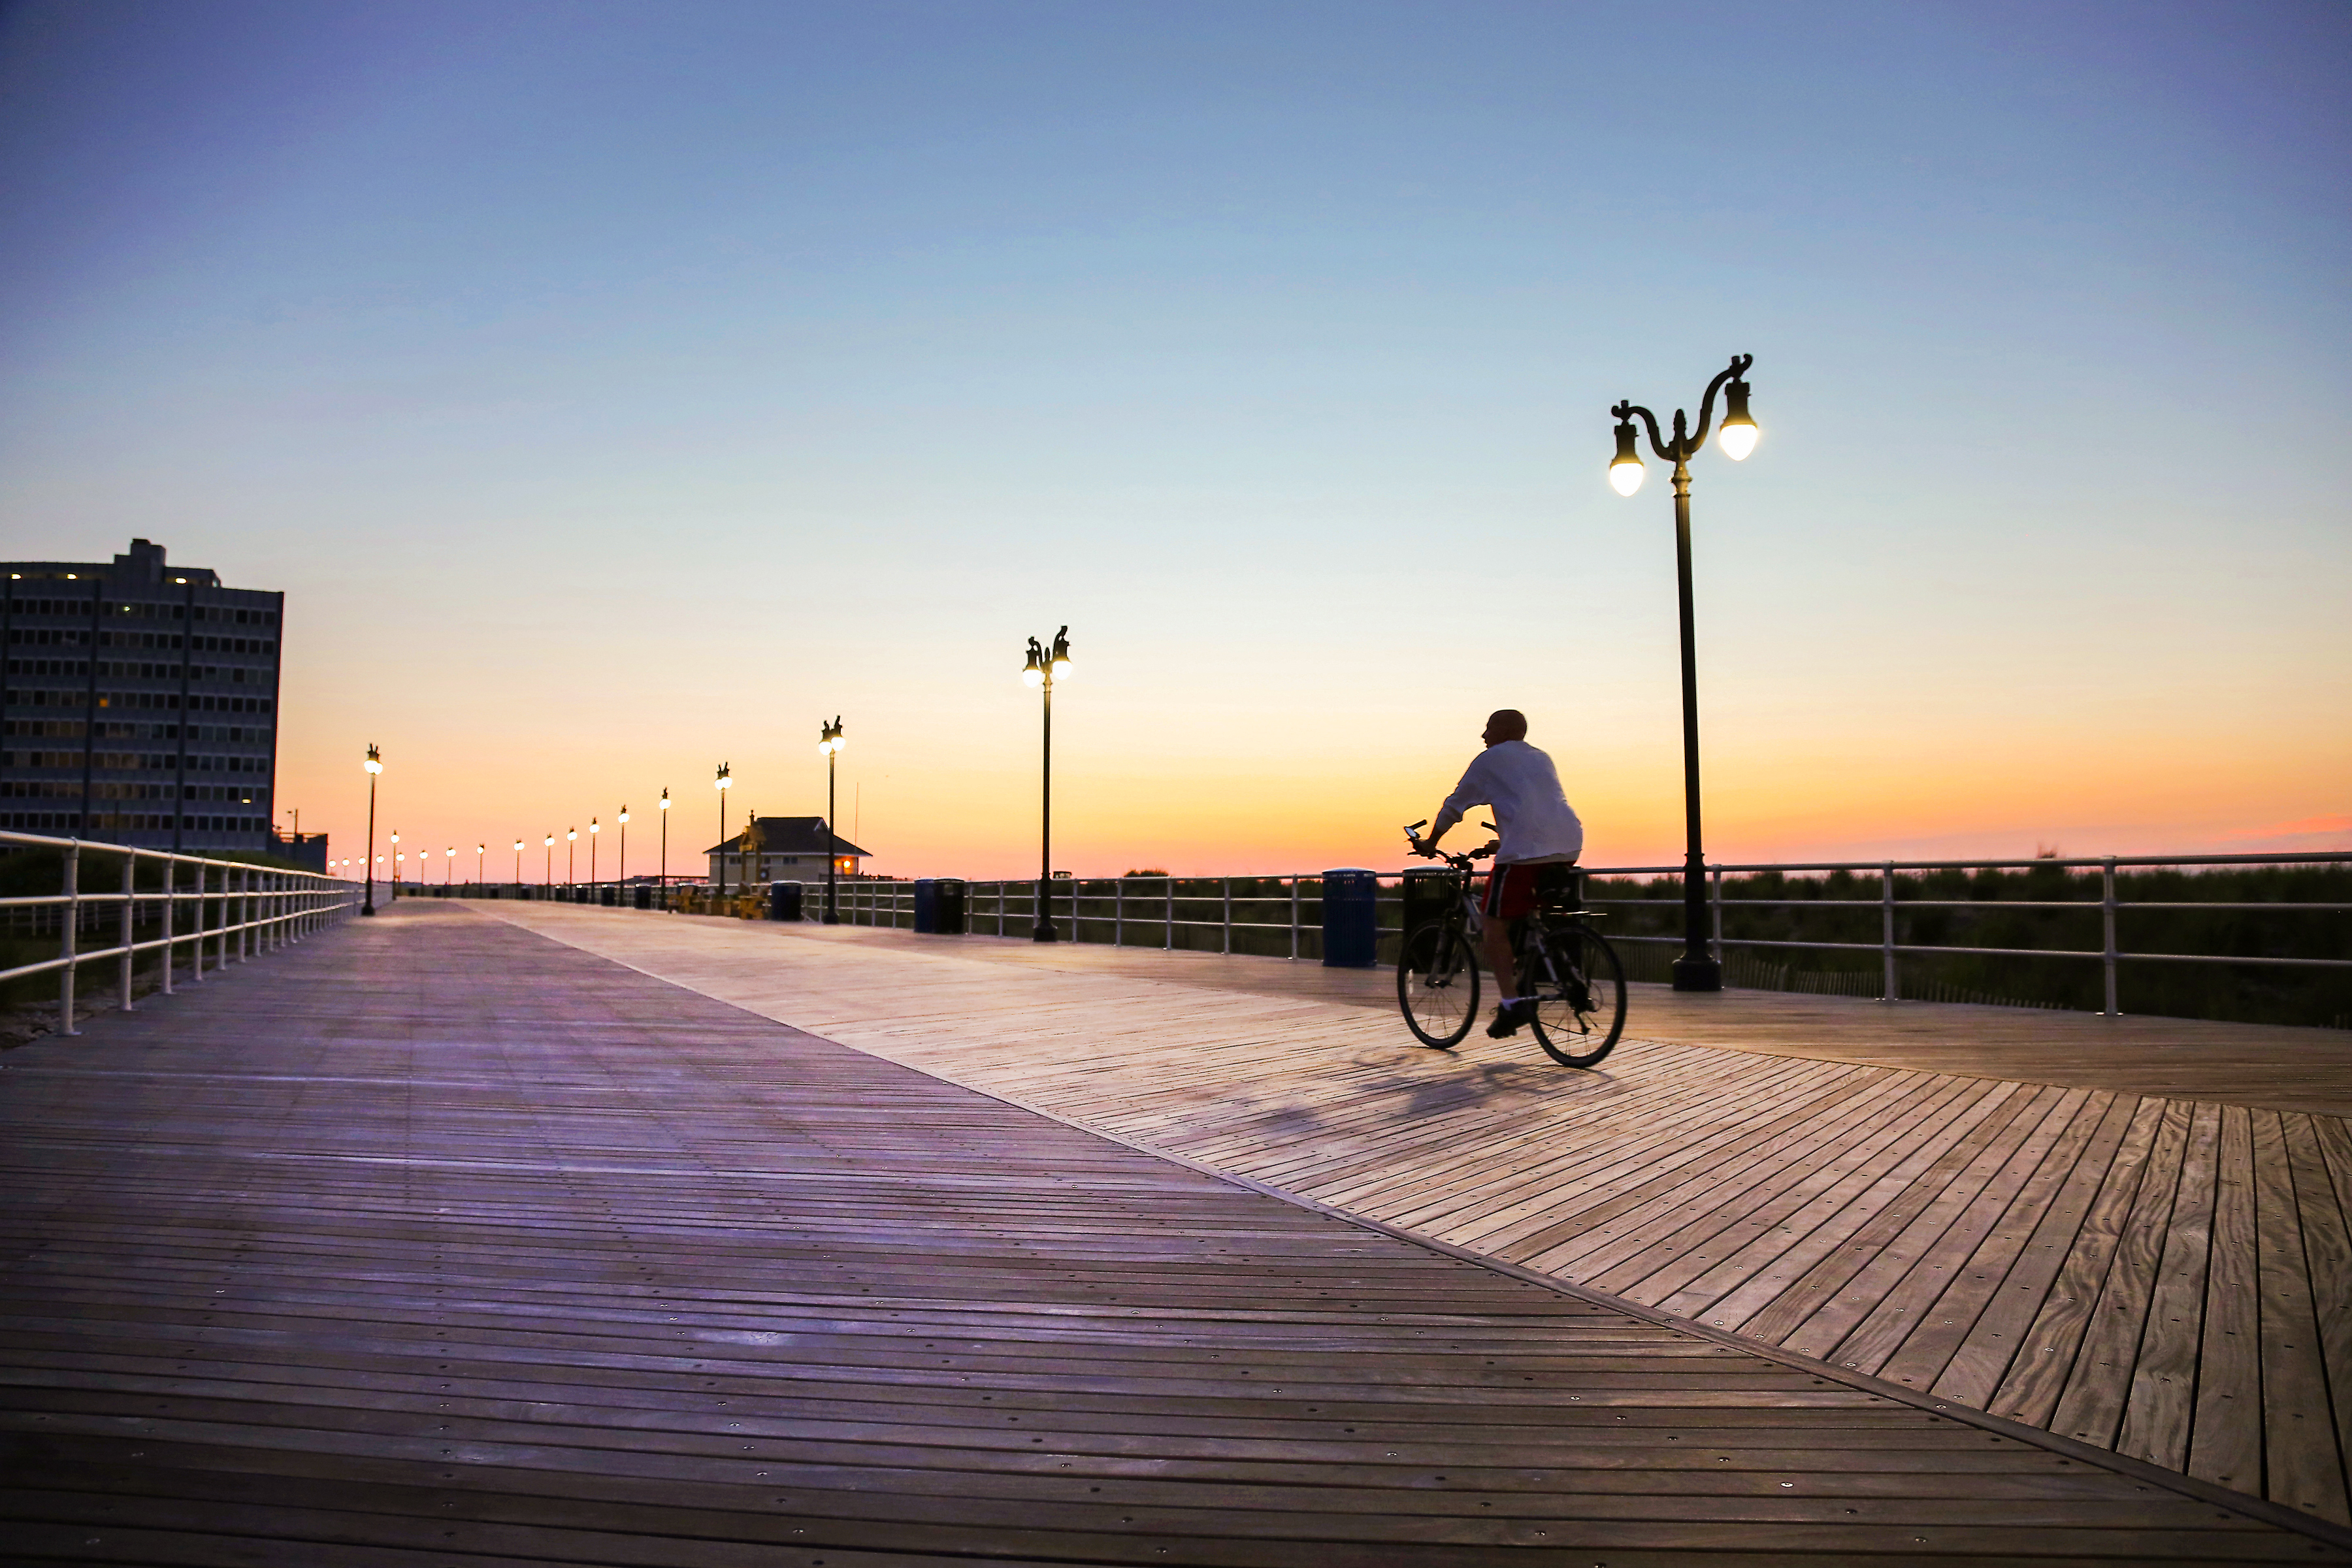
left=1413, top=709, right=1584, bottom=1038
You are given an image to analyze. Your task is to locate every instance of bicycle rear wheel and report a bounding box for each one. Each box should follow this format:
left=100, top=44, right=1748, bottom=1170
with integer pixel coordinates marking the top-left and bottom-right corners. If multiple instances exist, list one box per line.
left=1530, top=923, right=1626, bottom=1068
left=1397, top=923, right=1478, bottom=1049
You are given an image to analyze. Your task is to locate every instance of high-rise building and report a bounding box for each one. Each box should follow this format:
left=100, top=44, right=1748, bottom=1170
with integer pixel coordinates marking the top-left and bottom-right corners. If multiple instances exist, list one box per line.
left=1, top=538, right=284, bottom=855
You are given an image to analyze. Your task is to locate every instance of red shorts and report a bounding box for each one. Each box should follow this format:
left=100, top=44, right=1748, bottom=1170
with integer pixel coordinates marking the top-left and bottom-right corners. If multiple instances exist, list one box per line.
left=1480, top=863, right=1544, bottom=921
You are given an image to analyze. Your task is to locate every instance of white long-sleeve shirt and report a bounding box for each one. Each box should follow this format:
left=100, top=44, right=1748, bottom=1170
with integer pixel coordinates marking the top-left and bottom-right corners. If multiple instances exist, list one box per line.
left=1431, top=740, right=1584, bottom=864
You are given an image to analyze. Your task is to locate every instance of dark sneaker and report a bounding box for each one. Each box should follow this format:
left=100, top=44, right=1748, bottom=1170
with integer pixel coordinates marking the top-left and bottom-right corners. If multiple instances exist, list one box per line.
left=1486, top=1000, right=1537, bottom=1038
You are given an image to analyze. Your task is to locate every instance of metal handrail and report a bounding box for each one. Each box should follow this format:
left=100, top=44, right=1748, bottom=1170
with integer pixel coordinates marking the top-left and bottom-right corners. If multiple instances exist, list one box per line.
left=446, top=849, right=2349, bottom=1020
left=0, top=828, right=358, bottom=1036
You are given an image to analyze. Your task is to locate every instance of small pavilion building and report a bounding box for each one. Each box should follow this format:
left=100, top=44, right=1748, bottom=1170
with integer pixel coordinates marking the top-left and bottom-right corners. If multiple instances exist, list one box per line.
left=705, top=815, right=870, bottom=887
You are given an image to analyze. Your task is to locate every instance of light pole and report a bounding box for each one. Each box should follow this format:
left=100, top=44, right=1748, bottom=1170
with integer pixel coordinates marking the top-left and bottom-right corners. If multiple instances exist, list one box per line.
left=658, top=788, right=670, bottom=898
left=714, top=762, right=732, bottom=901
left=617, top=806, right=629, bottom=892
left=544, top=833, right=555, bottom=887
left=1019, top=628, right=1071, bottom=941
left=514, top=839, right=524, bottom=895
left=1608, top=352, right=1759, bottom=992
left=444, top=846, right=454, bottom=887
left=361, top=745, right=382, bottom=915
left=475, top=843, right=485, bottom=889
left=566, top=827, right=577, bottom=888
left=817, top=718, right=844, bottom=924
left=388, top=830, right=399, bottom=902
left=589, top=817, right=600, bottom=891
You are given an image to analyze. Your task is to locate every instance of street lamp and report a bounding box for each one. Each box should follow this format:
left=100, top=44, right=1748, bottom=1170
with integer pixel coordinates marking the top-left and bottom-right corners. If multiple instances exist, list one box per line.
left=444, top=846, right=454, bottom=887
left=658, top=788, right=670, bottom=898
left=387, top=828, right=400, bottom=904
left=514, top=838, right=524, bottom=895
left=566, top=826, right=577, bottom=888
left=475, top=843, right=485, bottom=888
left=617, top=805, right=629, bottom=893
left=1018, top=627, right=1071, bottom=941
left=1608, top=352, right=1758, bottom=991
left=544, top=833, right=555, bottom=887
left=361, top=745, right=382, bottom=915
left=817, top=718, right=844, bottom=924
left=714, top=762, right=732, bottom=900
left=589, top=817, right=600, bottom=892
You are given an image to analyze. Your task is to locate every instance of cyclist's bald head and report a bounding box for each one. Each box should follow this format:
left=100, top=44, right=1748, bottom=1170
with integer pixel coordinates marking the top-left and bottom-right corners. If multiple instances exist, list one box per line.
left=1484, top=710, right=1528, bottom=745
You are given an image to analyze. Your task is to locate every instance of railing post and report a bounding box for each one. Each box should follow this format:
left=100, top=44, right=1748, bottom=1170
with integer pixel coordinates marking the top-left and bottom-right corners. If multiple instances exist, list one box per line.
left=1290, top=875, right=1300, bottom=961
left=1222, top=878, right=1232, bottom=955
left=2102, top=856, right=2119, bottom=1017
left=159, top=857, right=176, bottom=994
left=1114, top=877, right=1124, bottom=949
left=1710, top=862, right=1723, bottom=958
left=1164, top=876, right=1174, bottom=950
left=238, top=866, right=252, bottom=962
left=192, top=863, right=206, bottom=981
left=59, top=841, right=80, bottom=1036
left=1880, top=860, right=1897, bottom=1002
left=120, top=849, right=137, bottom=1011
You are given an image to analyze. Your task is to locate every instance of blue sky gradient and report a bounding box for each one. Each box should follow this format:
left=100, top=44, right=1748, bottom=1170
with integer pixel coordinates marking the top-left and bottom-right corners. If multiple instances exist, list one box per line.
left=3, top=1, right=2345, bottom=873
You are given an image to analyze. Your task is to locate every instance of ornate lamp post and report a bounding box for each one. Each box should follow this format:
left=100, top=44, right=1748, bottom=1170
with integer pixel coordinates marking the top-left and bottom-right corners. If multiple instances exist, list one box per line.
left=658, top=788, right=670, bottom=898
left=1018, top=627, right=1071, bottom=941
left=1608, top=352, right=1759, bottom=992
left=589, top=817, right=600, bottom=890
left=513, top=839, right=524, bottom=895
left=713, top=762, right=732, bottom=900
left=617, top=806, right=629, bottom=891
left=543, top=832, right=555, bottom=887
left=444, top=846, right=454, bottom=887
left=566, top=827, right=577, bottom=888
left=475, top=843, right=485, bottom=889
left=361, top=745, right=382, bottom=915
left=387, top=828, right=400, bottom=903
left=817, top=718, right=844, bottom=924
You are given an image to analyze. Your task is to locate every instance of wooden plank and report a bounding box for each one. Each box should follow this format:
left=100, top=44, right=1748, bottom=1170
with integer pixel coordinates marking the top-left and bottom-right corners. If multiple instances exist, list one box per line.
left=2117, top=1098, right=2222, bottom=1469
left=2253, top=1108, right=2351, bottom=1524
left=2284, top=1111, right=2352, bottom=1522
left=2048, top=1098, right=2193, bottom=1449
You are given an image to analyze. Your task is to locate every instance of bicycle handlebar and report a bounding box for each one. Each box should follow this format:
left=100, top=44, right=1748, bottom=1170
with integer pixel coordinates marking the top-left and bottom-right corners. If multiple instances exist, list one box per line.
left=1402, top=823, right=1498, bottom=872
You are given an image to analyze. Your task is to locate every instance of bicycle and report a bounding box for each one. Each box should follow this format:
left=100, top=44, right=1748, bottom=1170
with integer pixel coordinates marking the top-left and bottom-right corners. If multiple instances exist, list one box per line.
left=1394, top=821, right=1628, bottom=1068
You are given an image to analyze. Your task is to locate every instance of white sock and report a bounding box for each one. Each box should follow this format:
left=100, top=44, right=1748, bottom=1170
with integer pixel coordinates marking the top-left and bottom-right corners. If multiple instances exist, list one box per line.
left=1498, top=995, right=1518, bottom=1005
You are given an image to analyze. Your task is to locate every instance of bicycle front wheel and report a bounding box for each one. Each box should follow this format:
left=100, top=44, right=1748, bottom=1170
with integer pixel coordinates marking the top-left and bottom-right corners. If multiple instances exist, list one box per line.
left=1397, top=923, right=1478, bottom=1049
left=1531, top=924, right=1626, bottom=1068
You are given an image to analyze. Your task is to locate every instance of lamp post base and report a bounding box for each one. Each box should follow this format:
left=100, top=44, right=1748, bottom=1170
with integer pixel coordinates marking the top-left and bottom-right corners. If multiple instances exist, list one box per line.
left=1032, top=923, right=1060, bottom=943
left=361, top=904, right=376, bottom=917
left=1671, top=955, right=1722, bottom=992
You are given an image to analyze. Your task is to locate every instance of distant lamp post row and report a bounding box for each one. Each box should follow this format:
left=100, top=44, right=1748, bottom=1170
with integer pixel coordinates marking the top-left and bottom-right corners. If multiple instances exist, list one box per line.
left=1608, top=352, right=1759, bottom=992
left=817, top=717, right=845, bottom=924
left=1019, top=627, right=1071, bottom=942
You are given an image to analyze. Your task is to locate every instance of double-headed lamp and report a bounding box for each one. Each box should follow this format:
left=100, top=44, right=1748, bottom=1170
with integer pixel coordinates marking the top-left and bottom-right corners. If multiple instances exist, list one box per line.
left=1609, top=421, right=1645, bottom=497
left=715, top=763, right=731, bottom=792
left=1020, top=642, right=1045, bottom=689
left=618, top=808, right=630, bottom=826
left=363, top=743, right=382, bottom=776
left=659, top=789, right=670, bottom=811
left=567, top=828, right=577, bottom=843
left=544, top=834, right=555, bottom=849
left=590, top=818, right=599, bottom=836
left=1717, top=378, right=1759, bottom=461
left=819, top=717, right=844, bottom=755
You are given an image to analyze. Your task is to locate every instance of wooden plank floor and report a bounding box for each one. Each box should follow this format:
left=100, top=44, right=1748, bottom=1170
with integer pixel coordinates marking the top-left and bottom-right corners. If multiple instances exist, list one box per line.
left=1, top=913, right=2343, bottom=1563
left=488, top=901, right=2352, bottom=1534
left=791, top=923, right=2352, bottom=1118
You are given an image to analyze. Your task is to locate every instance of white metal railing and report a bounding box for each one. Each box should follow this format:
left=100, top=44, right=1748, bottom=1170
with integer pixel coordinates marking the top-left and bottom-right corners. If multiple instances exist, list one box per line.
left=448, top=851, right=2349, bottom=1020
left=0, top=828, right=358, bottom=1036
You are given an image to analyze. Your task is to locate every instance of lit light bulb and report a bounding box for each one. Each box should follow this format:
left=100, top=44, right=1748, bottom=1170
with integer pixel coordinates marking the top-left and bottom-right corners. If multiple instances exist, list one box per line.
left=1609, top=456, right=1644, bottom=497
left=1021, top=665, right=1043, bottom=689
left=1717, top=379, right=1758, bottom=460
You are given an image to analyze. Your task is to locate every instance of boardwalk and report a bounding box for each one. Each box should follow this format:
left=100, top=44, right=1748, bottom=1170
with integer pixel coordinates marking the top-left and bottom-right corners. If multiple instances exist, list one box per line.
left=0, top=907, right=2342, bottom=1565
left=487, top=900, right=2352, bottom=1534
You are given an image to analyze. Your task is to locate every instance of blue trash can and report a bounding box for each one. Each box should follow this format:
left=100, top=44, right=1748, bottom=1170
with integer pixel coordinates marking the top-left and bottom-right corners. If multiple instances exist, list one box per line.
left=1322, top=868, right=1379, bottom=968
left=768, top=882, right=802, bottom=922
left=913, top=879, right=939, bottom=933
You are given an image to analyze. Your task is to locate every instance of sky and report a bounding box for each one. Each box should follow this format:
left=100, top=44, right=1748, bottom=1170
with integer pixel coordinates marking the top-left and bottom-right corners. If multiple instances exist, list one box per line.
left=1, top=0, right=2345, bottom=879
